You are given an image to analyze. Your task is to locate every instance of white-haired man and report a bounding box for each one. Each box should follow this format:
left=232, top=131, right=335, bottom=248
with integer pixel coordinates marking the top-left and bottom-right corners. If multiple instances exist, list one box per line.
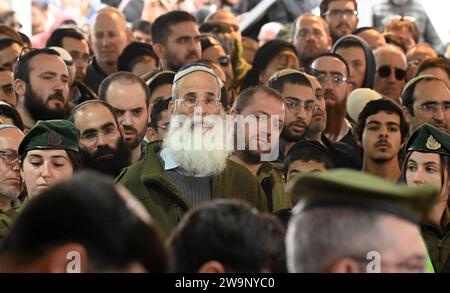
left=117, top=63, right=268, bottom=237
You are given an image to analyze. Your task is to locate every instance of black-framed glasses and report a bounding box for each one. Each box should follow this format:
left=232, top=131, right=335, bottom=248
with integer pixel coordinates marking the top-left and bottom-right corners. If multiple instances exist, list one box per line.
left=414, top=102, right=450, bottom=114
left=377, top=65, right=406, bottom=80
left=0, top=150, right=20, bottom=167
left=323, top=9, right=358, bottom=19
left=217, top=55, right=230, bottom=67
left=315, top=72, right=348, bottom=86
left=285, top=99, right=317, bottom=114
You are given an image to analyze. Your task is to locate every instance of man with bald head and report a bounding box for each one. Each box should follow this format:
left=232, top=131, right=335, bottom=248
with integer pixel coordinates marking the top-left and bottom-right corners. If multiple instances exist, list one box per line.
left=373, top=45, right=407, bottom=104
left=0, top=125, right=24, bottom=212
left=205, top=9, right=241, bottom=41
left=85, top=7, right=131, bottom=94
left=355, top=27, right=386, bottom=50
left=292, top=13, right=332, bottom=67
left=406, top=43, right=437, bottom=81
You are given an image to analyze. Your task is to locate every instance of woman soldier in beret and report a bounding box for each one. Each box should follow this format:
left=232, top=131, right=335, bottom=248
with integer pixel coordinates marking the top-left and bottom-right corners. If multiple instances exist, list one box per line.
left=403, top=123, right=450, bottom=272
left=18, top=120, right=81, bottom=198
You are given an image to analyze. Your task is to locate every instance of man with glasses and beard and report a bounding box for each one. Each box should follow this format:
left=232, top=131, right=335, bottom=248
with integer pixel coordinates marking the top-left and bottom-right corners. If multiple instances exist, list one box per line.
left=308, top=53, right=358, bottom=152
left=267, top=69, right=315, bottom=162
left=68, top=100, right=131, bottom=178
left=117, top=64, right=268, bottom=237
left=13, top=48, right=70, bottom=130
left=99, top=72, right=151, bottom=164
left=373, top=44, right=407, bottom=104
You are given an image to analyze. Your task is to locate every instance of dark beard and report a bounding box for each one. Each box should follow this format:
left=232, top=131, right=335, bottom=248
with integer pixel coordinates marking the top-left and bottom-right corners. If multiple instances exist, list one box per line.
left=80, top=138, right=131, bottom=178
left=24, top=85, right=70, bottom=121
left=281, top=126, right=306, bottom=143
left=238, top=149, right=261, bottom=165
left=325, top=98, right=347, bottom=141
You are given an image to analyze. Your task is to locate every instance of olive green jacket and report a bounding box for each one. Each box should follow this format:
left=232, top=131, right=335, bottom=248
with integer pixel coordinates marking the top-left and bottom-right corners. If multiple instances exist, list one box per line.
left=0, top=208, right=20, bottom=242
left=117, top=142, right=268, bottom=237
left=256, top=162, right=292, bottom=213
left=422, top=208, right=450, bottom=272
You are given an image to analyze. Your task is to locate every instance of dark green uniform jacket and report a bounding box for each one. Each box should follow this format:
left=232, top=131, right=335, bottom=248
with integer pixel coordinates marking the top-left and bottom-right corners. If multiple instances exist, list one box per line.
left=256, top=162, right=292, bottom=213
left=422, top=208, right=450, bottom=272
left=0, top=208, right=20, bottom=242
left=117, top=142, right=268, bottom=237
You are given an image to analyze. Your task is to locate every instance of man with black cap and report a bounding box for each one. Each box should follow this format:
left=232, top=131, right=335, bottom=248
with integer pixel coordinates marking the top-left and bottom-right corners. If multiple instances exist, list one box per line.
left=402, top=75, right=450, bottom=135
left=117, top=63, right=267, bottom=237
left=402, top=123, right=450, bottom=272
left=286, top=169, right=439, bottom=273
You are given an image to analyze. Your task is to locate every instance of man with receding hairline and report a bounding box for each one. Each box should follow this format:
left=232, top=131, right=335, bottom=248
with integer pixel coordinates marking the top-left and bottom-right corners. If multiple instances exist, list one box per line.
left=84, top=7, right=132, bottom=93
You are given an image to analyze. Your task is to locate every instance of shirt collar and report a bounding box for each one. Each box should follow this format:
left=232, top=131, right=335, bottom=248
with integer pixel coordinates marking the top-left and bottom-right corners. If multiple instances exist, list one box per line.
left=160, top=148, right=179, bottom=171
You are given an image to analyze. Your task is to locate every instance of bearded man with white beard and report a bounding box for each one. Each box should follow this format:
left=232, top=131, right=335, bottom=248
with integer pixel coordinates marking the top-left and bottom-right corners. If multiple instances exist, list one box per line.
left=117, top=64, right=268, bottom=237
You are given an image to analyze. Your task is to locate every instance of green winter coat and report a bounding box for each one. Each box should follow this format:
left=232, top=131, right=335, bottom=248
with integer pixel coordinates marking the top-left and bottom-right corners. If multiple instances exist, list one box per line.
left=0, top=207, right=20, bottom=242
left=117, top=141, right=268, bottom=237
left=421, top=208, right=450, bottom=272
left=256, top=162, right=292, bottom=213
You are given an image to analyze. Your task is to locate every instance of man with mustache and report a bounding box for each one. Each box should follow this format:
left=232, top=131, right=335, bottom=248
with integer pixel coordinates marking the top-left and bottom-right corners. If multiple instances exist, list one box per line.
left=151, top=11, right=201, bottom=72
left=99, top=72, right=151, bottom=164
left=309, top=53, right=358, bottom=151
left=303, top=72, right=362, bottom=169
left=13, top=48, right=70, bottom=129
left=267, top=69, right=315, bottom=159
left=320, top=0, right=359, bottom=42
left=0, top=125, right=23, bottom=213
left=68, top=100, right=131, bottom=178
left=373, top=44, right=407, bottom=104
left=85, top=7, right=132, bottom=94
left=402, top=75, right=450, bottom=135
left=117, top=64, right=268, bottom=237
left=292, top=13, right=332, bottom=67
left=356, top=99, right=408, bottom=182
left=229, top=85, right=292, bottom=213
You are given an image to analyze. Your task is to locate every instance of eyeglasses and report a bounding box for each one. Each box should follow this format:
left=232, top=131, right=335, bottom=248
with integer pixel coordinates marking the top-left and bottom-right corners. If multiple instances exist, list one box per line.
left=285, top=99, right=317, bottom=114
left=323, top=9, right=358, bottom=19
left=70, top=52, right=91, bottom=64
left=80, top=124, right=119, bottom=145
left=415, top=102, right=450, bottom=114
left=297, top=29, right=324, bottom=38
left=176, top=96, right=221, bottom=110
left=314, top=72, right=348, bottom=86
left=377, top=65, right=407, bottom=80
left=217, top=55, right=230, bottom=67
left=0, top=150, right=20, bottom=167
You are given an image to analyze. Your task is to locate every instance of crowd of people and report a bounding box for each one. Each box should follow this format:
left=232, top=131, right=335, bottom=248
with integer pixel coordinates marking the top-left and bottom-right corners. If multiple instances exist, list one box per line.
left=0, top=0, right=449, bottom=273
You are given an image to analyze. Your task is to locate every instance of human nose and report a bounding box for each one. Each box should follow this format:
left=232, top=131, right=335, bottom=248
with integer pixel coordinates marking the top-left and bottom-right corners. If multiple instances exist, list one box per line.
left=41, top=161, right=53, bottom=178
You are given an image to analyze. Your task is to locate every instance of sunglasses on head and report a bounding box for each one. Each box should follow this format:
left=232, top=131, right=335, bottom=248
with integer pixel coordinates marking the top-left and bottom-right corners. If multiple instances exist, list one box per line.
left=377, top=65, right=406, bottom=80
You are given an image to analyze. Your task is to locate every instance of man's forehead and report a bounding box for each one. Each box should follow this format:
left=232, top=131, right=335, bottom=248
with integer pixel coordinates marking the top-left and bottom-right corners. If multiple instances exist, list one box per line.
left=367, top=111, right=400, bottom=123
left=29, top=54, right=67, bottom=71
left=75, top=104, right=116, bottom=124
left=169, top=21, right=198, bottom=36
left=414, top=80, right=450, bottom=99
left=312, top=57, right=346, bottom=73
left=299, top=17, right=326, bottom=30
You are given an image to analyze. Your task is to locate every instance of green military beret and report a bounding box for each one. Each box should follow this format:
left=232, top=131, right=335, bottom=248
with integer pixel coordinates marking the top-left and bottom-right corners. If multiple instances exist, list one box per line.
left=405, top=123, right=450, bottom=156
left=287, top=169, right=439, bottom=223
left=18, top=120, right=80, bottom=157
